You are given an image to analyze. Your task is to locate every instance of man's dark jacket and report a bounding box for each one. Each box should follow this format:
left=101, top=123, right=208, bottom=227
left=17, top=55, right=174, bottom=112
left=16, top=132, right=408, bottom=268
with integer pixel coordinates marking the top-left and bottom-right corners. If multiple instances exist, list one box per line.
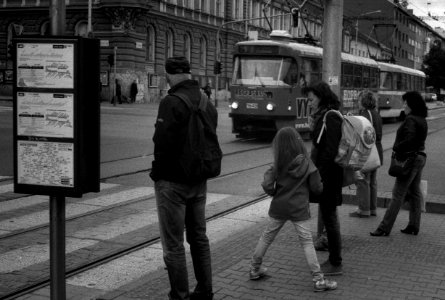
left=150, top=79, right=218, bottom=184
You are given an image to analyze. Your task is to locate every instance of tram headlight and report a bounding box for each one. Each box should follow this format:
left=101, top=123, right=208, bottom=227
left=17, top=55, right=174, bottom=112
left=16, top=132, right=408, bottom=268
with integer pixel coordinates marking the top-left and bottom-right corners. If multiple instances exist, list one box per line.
left=230, top=102, right=239, bottom=109
left=266, top=103, right=275, bottom=111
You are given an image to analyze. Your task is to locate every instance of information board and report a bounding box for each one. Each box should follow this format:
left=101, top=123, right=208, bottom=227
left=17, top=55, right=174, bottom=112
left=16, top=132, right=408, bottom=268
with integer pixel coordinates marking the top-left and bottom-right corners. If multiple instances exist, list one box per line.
left=13, top=37, right=100, bottom=197
left=16, top=43, right=74, bottom=89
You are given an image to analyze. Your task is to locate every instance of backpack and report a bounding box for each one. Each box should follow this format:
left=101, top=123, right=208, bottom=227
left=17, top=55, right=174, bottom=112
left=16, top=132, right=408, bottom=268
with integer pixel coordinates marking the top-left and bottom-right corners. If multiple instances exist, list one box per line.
left=316, top=109, right=376, bottom=171
left=172, top=92, right=223, bottom=182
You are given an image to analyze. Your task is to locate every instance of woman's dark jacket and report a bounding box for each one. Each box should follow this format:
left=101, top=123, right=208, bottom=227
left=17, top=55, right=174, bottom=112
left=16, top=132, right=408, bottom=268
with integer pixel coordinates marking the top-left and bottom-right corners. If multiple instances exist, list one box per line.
left=393, top=114, right=427, bottom=158
left=310, top=109, right=343, bottom=207
left=359, top=109, right=384, bottom=165
left=150, top=79, right=218, bottom=184
left=262, top=155, right=323, bottom=221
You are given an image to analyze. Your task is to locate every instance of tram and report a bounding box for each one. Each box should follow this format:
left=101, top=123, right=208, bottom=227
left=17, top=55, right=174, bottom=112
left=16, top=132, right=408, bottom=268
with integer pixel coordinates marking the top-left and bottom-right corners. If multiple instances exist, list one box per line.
left=228, top=30, right=424, bottom=138
left=377, top=61, right=425, bottom=119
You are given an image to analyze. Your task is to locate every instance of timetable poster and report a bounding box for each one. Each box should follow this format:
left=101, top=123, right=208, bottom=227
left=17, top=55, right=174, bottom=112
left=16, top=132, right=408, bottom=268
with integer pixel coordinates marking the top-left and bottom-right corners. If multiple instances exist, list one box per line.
left=16, top=43, right=74, bottom=89
left=17, top=141, right=74, bottom=187
left=17, top=92, right=74, bottom=138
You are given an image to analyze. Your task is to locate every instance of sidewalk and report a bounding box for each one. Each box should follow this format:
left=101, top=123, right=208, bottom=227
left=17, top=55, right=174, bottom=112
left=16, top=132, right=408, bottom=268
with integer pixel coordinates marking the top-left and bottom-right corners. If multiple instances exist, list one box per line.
left=82, top=202, right=445, bottom=300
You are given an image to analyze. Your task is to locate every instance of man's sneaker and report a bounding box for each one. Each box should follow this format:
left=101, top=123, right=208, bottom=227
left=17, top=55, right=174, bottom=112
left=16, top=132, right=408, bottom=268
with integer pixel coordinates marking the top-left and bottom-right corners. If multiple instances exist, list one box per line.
left=314, top=278, right=338, bottom=292
left=320, top=260, right=343, bottom=276
left=249, top=266, right=267, bottom=280
left=190, top=291, right=214, bottom=300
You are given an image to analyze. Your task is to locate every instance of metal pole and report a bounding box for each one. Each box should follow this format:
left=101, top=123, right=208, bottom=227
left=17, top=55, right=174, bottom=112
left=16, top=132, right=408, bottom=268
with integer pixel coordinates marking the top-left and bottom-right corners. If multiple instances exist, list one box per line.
left=355, top=18, right=359, bottom=56
left=49, top=1, right=66, bottom=299
left=113, top=46, right=117, bottom=107
left=87, top=0, right=93, bottom=37
left=50, top=196, right=66, bottom=300
left=322, top=0, right=343, bottom=99
left=49, top=0, right=65, bottom=35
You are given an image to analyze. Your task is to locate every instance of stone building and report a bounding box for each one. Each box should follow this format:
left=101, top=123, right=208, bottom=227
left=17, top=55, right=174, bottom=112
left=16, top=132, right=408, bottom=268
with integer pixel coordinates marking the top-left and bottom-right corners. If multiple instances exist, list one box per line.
left=1, top=0, right=442, bottom=102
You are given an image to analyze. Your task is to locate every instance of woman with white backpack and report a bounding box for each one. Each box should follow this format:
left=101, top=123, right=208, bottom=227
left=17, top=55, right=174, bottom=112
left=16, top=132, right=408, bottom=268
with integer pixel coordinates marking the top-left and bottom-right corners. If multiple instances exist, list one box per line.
left=349, top=91, right=383, bottom=218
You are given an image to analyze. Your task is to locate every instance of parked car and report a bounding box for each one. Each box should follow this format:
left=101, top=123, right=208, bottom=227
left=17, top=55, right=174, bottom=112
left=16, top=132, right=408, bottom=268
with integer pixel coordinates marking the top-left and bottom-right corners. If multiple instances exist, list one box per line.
left=425, top=93, right=437, bottom=102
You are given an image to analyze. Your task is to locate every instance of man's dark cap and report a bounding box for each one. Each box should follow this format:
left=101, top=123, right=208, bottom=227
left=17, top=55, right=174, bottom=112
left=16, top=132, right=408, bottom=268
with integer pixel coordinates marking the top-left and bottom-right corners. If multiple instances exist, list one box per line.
left=165, top=56, right=191, bottom=74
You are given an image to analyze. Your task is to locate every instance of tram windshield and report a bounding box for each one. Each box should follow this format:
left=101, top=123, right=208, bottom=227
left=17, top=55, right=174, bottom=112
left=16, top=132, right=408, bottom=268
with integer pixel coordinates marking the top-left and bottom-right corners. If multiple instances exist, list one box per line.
left=232, top=56, right=299, bottom=86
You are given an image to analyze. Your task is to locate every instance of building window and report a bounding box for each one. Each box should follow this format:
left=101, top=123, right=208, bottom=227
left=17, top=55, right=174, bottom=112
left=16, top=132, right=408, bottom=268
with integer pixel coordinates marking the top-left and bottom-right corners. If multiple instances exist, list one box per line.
left=183, top=33, right=191, bottom=62
left=200, top=0, right=207, bottom=13
left=166, top=29, right=174, bottom=59
left=75, top=21, right=88, bottom=37
left=146, top=25, right=155, bottom=62
left=200, top=36, right=207, bottom=67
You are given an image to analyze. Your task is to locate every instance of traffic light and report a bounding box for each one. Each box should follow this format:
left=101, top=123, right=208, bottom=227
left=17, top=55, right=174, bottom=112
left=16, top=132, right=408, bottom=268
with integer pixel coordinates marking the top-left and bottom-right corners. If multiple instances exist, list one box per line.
left=291, top=8, right=299, bottom=27
left=214, top=61, right=222, bottom=75
left=107, top=54, right=114, bottom=67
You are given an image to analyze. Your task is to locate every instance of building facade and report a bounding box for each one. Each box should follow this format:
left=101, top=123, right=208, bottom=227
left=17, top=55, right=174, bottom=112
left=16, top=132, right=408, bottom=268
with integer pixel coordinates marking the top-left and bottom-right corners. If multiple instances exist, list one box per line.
left=1, top=0, right=443, bottom=102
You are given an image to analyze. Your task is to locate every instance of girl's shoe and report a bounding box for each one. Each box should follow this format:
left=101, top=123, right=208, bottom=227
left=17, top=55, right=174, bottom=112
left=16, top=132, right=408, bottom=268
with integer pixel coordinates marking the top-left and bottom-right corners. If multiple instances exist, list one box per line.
left=400, top=225, right=419, bottom=235
left=249, top=266, right=267, bottom=280
left=370, top=228, right=389, bottom=236
left=314, top=278, right=337, bottom=292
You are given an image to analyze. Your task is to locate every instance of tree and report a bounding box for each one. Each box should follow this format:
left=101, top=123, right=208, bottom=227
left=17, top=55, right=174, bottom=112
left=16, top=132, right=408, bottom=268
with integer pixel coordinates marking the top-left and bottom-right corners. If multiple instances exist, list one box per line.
left=422, top=42, right=445, bottom=98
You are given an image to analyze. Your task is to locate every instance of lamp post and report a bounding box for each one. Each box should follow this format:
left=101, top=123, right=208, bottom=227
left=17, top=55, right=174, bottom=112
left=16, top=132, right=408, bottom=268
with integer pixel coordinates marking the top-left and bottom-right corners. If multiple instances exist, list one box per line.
left=355, top=10, right=381, bottom=55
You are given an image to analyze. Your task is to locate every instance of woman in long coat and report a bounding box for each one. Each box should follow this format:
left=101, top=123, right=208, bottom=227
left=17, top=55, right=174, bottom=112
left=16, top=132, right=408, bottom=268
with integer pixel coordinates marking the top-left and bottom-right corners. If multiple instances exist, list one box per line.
left=303, top=81, right=343, bottom=276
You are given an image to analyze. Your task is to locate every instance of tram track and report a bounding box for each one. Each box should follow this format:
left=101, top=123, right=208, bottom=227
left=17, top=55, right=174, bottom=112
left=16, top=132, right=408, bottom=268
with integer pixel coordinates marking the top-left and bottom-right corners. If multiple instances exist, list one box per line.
left=1, top=192, right=270, bottom=300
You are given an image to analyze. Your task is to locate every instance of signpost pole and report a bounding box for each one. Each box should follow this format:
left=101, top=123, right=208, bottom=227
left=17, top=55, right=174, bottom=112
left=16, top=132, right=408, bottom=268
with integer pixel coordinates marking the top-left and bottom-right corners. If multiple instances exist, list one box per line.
left=49, top=1, right=66, bottom=299
left=322, top=0, right=343, bottom=100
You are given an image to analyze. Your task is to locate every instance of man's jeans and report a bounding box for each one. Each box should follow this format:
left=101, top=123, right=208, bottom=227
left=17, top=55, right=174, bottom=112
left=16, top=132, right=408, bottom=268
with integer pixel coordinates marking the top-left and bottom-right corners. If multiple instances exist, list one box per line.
left=378, top=154, right=426, bottom=233
left=319, top=204, right=342, bottom=266
left=251, top=217, right=323, bottom=281
left=155, top=180, right=212, bottom=300
left=356, top=169, right=378, bottom=215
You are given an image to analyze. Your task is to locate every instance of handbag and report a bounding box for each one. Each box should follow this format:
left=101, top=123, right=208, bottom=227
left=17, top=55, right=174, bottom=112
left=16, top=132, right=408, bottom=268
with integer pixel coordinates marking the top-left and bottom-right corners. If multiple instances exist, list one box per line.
left=388, top=152, right=414, bottom=178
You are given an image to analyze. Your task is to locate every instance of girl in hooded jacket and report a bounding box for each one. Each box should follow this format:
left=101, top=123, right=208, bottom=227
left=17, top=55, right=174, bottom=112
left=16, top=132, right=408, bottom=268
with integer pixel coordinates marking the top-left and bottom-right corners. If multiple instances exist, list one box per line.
left=249, top=127, right=337, bottom=292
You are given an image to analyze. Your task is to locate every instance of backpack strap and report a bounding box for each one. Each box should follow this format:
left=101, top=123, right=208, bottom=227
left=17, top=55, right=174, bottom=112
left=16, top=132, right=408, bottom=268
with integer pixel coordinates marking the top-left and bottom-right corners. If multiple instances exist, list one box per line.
left=367, top=109, right=373, bottom=126
left=316, top=109, right=343, bottom=144
left=172, top=91, right=208, bottom=112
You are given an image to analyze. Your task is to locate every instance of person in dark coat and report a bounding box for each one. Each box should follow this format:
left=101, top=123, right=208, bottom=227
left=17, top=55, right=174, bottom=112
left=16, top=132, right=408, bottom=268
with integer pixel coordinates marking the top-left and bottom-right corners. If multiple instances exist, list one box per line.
left=370, top=91, right=428, bottom=236
left=150, top=57, right=217, bottom=300
left=202, top=82, right=212, bottom=99
left=130, top=80, right=138, bottom=103
left=303, top=81, right=343, bottom=276
left=115, top=79, right=122, bottom=104
left=350, top=91, right=383, bottom=218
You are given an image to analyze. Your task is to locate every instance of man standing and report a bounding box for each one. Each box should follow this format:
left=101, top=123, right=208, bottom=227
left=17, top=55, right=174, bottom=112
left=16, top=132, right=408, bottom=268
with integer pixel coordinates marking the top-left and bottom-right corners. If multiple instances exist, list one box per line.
left=202, top=82, right=212, bottom=100
left=150, top=57, right=216, bottom=300
left=130, top=80, right=138, bottom=103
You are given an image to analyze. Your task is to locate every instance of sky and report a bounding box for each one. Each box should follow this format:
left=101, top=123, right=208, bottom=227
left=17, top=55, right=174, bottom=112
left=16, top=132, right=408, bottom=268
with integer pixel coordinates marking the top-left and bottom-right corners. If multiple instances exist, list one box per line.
left=407, top=0, right=445, bottom=31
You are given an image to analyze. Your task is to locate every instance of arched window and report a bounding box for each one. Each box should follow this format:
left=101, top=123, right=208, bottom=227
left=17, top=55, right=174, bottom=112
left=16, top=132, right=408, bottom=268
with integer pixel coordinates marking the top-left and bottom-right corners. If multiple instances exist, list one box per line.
left=165, top=29, right=174, bottom=59
left=146, top=25, right=155, bottom=62
left=75, top=21, right=88, bottom=37
left=183, top=33, right=191, bottom=62
left=200, top=36, right=207, bottom=67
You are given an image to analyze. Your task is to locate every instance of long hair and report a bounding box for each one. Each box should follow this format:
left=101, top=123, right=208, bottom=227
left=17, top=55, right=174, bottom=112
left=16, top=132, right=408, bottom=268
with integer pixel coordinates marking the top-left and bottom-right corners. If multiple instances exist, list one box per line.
left=272, top=127, right=308, bottom=175
left=359, top=90, right=377, bottom=110
left=302, top=81, right=341, bottom=110
left=403, top=91, right=428, bottom=118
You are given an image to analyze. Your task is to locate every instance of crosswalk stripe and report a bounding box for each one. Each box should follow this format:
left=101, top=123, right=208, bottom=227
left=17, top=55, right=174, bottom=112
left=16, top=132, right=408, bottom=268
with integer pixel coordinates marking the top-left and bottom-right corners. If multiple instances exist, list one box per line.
left=0, top=186, right=150, bottom=232
left=0, top=190, right=233, bottom=273
left=0, top=183, right=119, bottom=214
left=66, top=199, right=270, bottom=291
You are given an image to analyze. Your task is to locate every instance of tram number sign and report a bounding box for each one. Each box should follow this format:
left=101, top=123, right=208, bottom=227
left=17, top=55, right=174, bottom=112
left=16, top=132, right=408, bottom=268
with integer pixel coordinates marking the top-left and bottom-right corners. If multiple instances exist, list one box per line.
left=246, top=103, right=258, bottom=109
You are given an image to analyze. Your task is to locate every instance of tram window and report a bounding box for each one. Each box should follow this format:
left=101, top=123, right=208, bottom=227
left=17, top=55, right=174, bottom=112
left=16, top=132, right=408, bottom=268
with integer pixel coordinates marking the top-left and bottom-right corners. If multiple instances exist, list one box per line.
left=380, top=71, right=392, bottom=89
left=362, top=67, right=370, bottom=88
left=401, top=73, right=407, bottom=90
left=302, top=58, right=321, bottom=85
left=232, top=56, right=298, bottom=86
left=353, top=65, right=362, bottom=88
left=342, top=63, right=353, bottom=88
left=407, top=75, right=412, bottom=90
left=370, top=68, right=378, bottom=88
left=394, top=73, right=402, bottom=90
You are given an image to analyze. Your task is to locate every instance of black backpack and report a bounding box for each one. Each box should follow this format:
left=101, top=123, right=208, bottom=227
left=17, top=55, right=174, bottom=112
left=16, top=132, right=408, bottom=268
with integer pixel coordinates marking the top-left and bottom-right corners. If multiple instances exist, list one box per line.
left=172, top=92, right=222, bottom=182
